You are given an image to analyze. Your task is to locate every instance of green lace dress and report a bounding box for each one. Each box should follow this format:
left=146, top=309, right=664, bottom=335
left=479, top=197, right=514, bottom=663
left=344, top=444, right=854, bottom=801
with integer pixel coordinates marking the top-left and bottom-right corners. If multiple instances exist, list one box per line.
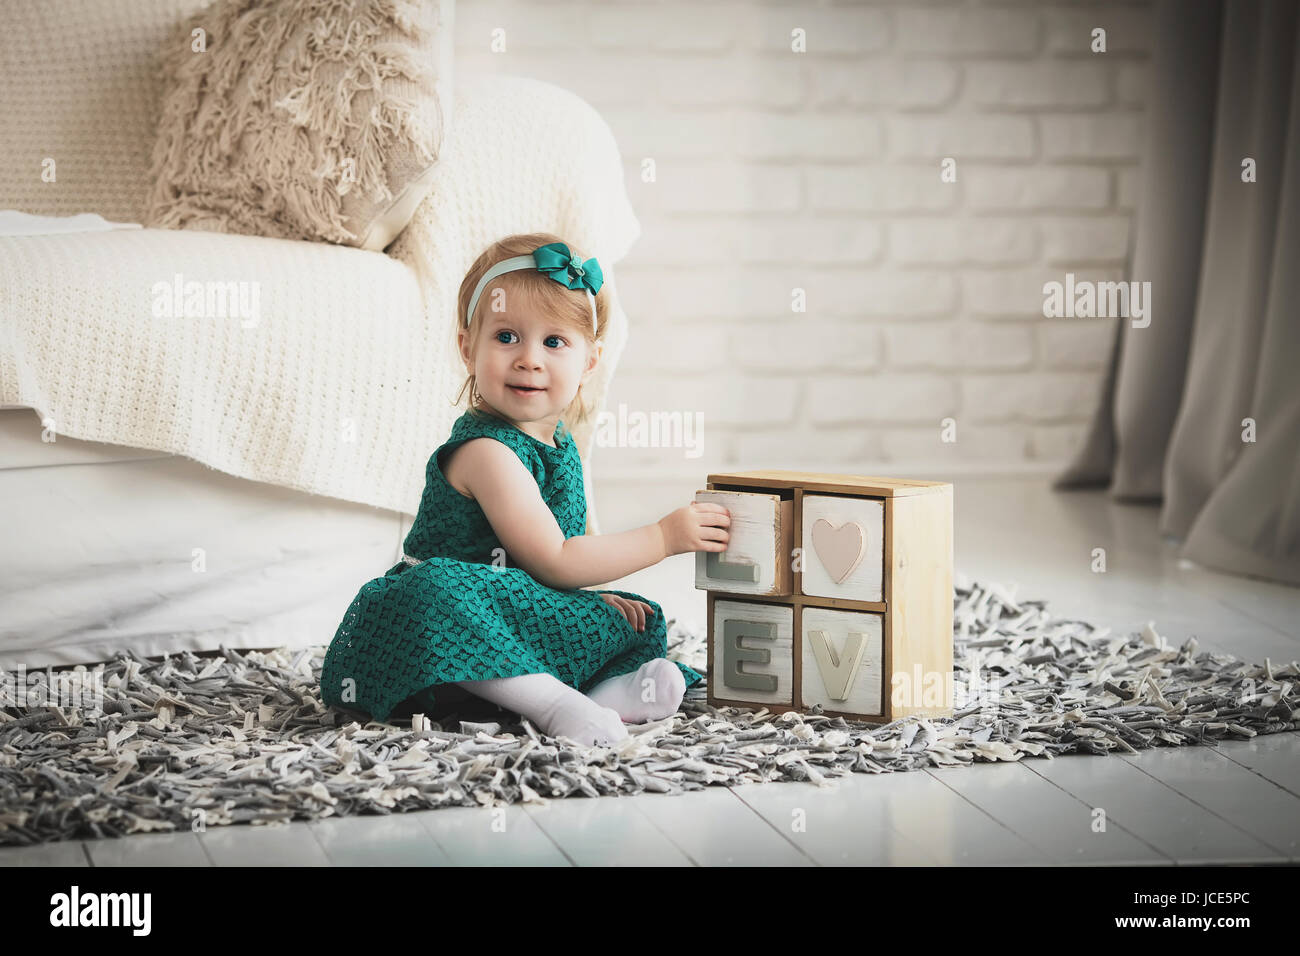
left=320, top=408, right=704, bottom=724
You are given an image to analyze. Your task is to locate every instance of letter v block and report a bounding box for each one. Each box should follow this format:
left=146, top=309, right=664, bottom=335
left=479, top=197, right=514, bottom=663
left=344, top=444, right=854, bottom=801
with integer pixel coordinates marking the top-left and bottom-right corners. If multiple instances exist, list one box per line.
left=801, top=607, right=882, bottom=716
left=807, top=629, right=867, bottom=700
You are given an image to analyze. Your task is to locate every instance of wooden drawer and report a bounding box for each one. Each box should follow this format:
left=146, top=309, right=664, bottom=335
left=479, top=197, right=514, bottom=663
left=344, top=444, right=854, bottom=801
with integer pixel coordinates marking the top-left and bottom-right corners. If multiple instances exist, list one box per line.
left=709, top=600, right=794, bottom=709
left=800, top=607, right=883, bottom=717
left=694, top=489, right=793, bottom=597
left=701, top=470, right=953, bottom=724
left=800, top=494, right=884, bottom=603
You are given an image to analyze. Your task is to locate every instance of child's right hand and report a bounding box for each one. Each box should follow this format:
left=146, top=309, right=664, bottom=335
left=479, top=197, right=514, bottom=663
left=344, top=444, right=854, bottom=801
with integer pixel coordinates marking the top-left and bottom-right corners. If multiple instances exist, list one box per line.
left=657, top=502, right=731, bottom=557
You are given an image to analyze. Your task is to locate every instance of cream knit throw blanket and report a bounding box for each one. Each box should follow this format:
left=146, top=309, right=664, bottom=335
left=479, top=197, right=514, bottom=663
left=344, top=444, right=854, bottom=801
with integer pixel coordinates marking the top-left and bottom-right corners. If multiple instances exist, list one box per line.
left=0, top=74, right=640, bottom=527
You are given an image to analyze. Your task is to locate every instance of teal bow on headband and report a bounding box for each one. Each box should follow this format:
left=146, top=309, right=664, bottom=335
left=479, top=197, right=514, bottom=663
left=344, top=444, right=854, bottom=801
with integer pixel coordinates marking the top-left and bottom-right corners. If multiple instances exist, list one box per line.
left=533, top=242, right=604, bottom=295
left=464, top=241, right=605, bottom=331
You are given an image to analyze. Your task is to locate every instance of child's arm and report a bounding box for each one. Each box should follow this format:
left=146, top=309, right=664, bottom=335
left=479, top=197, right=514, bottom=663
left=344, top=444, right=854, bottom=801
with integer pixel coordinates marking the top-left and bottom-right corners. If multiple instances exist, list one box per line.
left=457, top=438, right=730, bottom=591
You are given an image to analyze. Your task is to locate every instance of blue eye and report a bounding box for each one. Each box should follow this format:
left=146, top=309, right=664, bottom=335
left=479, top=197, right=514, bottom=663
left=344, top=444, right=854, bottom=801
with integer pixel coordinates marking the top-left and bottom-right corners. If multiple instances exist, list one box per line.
left=494, top=331, right=566, bottom=348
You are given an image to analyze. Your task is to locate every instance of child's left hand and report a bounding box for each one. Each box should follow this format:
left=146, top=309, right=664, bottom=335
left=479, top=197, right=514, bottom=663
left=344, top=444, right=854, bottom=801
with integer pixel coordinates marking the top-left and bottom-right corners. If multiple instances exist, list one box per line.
left=599, top=592, right=651, bottom=632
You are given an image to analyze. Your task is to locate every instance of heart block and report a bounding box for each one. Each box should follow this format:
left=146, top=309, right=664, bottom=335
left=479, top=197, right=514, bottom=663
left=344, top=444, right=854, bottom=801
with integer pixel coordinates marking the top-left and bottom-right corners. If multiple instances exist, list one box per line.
left=811, top=518, right=865, bottom=583
left=801, top=495, right=883, bottom=603
left=696, top=470, right=953, bottom=724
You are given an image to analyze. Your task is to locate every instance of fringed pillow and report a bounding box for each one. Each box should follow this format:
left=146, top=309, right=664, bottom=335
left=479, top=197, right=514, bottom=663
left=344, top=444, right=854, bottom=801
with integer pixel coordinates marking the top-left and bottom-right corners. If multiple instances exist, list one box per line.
left=144, top=0, right=451, bottom=251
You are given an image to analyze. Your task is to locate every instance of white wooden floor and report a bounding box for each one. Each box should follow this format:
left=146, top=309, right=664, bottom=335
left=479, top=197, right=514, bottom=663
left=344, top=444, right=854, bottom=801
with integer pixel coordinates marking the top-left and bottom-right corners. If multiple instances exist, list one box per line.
left=2, top=476, right=1297, bottom=866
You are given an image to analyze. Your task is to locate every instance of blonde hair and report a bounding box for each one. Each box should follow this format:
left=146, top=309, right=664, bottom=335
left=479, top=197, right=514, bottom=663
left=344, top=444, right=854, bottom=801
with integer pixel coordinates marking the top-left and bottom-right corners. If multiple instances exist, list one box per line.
left=454, top=232, right=607, bottom=435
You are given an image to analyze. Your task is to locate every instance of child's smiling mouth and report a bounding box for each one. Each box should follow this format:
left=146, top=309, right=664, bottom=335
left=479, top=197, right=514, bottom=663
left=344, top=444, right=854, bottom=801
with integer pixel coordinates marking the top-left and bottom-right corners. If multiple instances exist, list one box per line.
left=508, top=384, right=546, bottom=396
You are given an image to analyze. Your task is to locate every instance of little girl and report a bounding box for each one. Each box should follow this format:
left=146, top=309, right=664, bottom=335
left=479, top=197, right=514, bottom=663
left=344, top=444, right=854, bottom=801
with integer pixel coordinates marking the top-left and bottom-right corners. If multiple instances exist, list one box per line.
left=320, top=232, right=731, bottom=746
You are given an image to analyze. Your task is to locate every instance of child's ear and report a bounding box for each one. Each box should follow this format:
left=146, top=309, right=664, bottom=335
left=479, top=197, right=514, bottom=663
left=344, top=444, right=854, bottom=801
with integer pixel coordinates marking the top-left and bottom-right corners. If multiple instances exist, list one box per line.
left=586, top=341, right=603, bottom=374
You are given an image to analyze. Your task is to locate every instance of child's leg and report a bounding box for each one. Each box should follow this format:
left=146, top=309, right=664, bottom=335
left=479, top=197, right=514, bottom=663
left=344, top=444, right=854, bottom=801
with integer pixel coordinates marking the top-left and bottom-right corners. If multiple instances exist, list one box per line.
left=453, top=672, right=629, bottom=746
left=585, top=658, right=686, bottom=724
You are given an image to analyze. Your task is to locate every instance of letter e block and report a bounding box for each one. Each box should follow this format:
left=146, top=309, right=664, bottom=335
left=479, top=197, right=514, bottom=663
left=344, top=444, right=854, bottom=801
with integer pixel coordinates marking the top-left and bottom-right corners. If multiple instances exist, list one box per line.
left=711, top=600, right=793, bottom=708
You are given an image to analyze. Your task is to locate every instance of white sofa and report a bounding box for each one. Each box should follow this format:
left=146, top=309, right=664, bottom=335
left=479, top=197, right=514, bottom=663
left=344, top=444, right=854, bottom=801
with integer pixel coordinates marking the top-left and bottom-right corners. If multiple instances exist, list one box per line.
left=0, top=0, right=643, bottom=668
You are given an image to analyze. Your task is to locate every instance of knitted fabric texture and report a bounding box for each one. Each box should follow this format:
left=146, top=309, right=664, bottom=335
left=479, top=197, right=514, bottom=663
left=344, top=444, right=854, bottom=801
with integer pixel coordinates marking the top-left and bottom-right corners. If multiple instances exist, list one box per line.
left=319, top=409, right=704, bottom=725
left=0, top=59, right=641, bottom=524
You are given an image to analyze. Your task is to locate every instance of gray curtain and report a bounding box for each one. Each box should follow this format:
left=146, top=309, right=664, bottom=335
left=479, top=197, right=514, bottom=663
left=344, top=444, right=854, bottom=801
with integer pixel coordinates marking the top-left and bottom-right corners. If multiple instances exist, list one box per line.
left=1055, top=0, right=1300, bottom=587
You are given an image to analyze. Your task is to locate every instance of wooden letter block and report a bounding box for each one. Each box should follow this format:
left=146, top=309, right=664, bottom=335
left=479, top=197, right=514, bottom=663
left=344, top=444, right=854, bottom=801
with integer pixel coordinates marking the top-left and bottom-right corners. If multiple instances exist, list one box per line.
left=801, top=607, right=883, bottom=717
left=709, top=599, right=793, bottom=709
left=694, top=490, right=792, bottom=597
left=801, top=494, right=884, bottom=602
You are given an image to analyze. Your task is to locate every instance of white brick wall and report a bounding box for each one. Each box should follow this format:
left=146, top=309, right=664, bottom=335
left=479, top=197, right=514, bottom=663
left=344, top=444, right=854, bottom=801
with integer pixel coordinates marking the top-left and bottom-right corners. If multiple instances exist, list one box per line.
left=454, top=0, right=1154, bottom=478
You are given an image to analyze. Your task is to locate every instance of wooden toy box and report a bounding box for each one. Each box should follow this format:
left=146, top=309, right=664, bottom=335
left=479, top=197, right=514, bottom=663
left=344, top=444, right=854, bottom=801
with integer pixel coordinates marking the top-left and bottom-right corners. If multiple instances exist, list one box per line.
left=695, top=470, right=954, bottom=723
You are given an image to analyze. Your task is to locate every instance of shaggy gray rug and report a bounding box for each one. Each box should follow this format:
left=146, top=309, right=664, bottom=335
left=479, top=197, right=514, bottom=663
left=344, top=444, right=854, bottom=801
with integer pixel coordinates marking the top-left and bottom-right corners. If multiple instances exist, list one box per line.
left=1, top=574, right=1297, bottom=846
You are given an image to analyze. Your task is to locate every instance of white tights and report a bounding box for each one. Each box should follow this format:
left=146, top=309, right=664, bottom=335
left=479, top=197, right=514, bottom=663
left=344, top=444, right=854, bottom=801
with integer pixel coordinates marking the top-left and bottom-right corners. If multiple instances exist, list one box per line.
left=454, top=658, right=686, bottom=746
